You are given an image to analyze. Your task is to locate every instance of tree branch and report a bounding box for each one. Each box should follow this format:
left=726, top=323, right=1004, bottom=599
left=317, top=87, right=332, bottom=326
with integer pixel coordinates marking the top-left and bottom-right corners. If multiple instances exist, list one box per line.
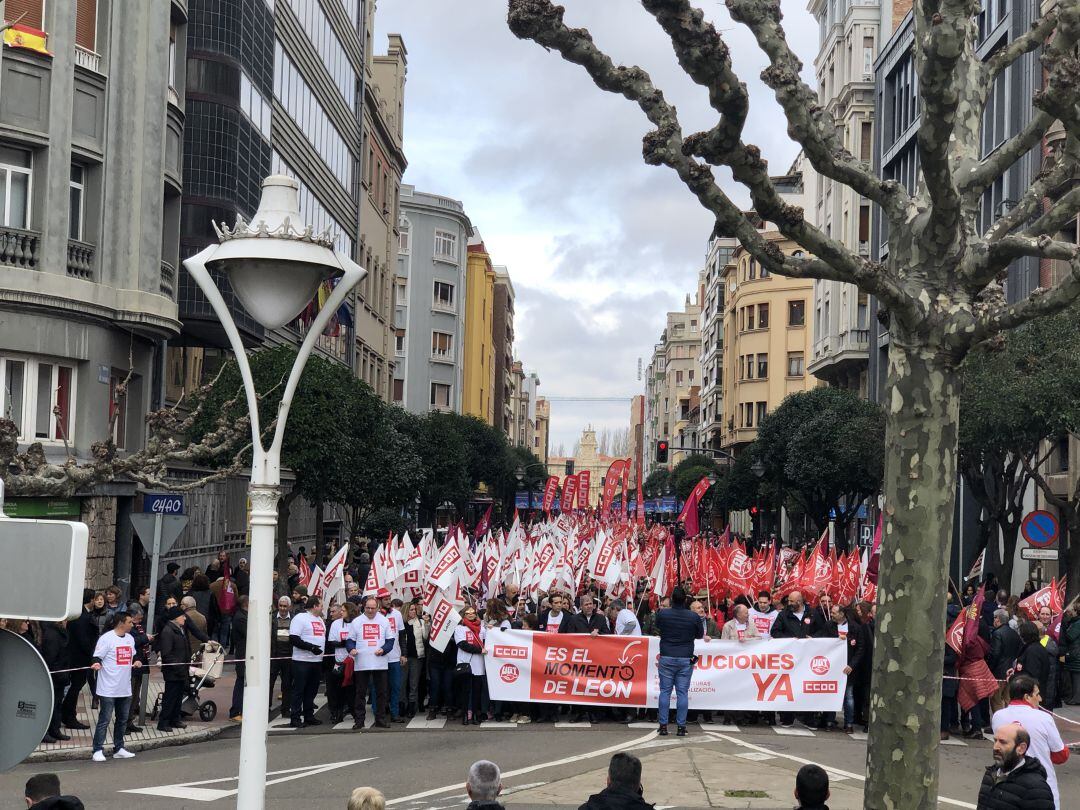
left=961, top=111, right=1056, bottom=199
left=983, top=137, right=1078, bottom=243
left=723, top=0, right=905, bottom=214
left=975, top=252, right=1080, bottom=338
left=986, top=10, right=1059, bottom=81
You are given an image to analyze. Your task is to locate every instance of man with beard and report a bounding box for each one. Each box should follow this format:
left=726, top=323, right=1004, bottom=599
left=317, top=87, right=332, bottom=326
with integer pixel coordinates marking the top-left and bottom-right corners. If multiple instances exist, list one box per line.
left=976, top=724, right=1054, bottom=809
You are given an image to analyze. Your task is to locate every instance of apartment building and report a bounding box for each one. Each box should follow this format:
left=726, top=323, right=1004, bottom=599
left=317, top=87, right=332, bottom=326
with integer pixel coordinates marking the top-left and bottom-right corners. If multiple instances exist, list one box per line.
left=534, top=396, right=550, bottom=465
left=463, top=229, right=497, bottom=424
left=492, top=267, right=515, bottom=436
left=699, top=237, right=737, bottom=452
left=643, top=293, right=702, bottom=475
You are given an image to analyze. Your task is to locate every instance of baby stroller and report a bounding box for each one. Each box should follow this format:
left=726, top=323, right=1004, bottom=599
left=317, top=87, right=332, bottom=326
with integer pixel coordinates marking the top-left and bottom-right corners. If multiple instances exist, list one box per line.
left=152, top=641, right=225, bottom=723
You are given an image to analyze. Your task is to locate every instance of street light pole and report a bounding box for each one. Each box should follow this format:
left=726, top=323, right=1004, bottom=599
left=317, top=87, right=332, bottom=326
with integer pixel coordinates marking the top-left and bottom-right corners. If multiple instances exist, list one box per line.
left=182, top=176, right=364, bottom=810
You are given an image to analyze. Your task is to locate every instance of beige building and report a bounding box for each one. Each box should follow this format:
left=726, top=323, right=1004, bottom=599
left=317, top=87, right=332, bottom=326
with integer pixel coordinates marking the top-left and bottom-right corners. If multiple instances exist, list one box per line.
left=643, top=294, right=702, bottom=476
left=721, top=231, right=820, bottom=452
left=629, top=394, right=645, bottom=490
left=357, top=10, right=407, bottom=400
left=547, top=427, right=620, bottom=508
left=534, top=397, right=551, bottom=465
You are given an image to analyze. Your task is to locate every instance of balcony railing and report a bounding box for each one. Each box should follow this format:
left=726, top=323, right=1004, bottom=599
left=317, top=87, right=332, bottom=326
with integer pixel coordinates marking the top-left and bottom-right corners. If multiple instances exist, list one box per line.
left=74, top=46, right=102, bottom=73
left=167, top=86, right=181, bottom=107
left=431, top=348, right=455, bottom=364
left=66, top=239, right=95, bottom=280
left=159, top=260, right=176, bottom=299
left=0, top=226, right=41, bottom=269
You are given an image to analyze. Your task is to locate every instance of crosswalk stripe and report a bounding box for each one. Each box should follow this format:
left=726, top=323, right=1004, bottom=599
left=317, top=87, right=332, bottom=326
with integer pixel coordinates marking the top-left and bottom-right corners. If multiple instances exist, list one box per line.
left=772, top=725, right=815, bottom=737
left=940, top=737, right=968, bottom=747
left=848, top=731, right=869, bottom=740
left=699, top=723, right=741, bottom=732
left=407, top=716, right=446, bottom=730
left=555, top=721, right=592, bottom=728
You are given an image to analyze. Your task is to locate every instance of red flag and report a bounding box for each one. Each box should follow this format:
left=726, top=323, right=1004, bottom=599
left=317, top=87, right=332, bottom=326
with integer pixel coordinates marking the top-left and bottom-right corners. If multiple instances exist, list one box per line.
left=541, top=476, right=559, bottom=514
left=475, top=504, right=493, bottom=539
left=946, top=606, right=966, bottom=654
left=298, top=551, right=312, bottom=587
left=865, top=511, right=883, bottom=584
left=1018, top=581, right=1061, bottom=619
left=561, top=474, right=579, bottom=513
left=800, top=531, right=833, bottom=602
left=776, top=553, right=804, bottom=599
left=601, top=460, right=625, bottom=513
left=704, top=544, right=725, bottom=597
left=677, top=475, right=714, bottom=538
left=578, top=470, right=591, bottom=509
left=725, top=541, right=754, bottom=598
left=837, top=552, right=861, bottom=606
left=620, top=458, right=631, bottom=516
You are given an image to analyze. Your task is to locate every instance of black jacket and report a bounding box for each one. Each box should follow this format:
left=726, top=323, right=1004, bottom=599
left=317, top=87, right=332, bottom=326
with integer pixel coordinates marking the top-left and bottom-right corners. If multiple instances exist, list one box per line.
left=772, top=607, right=814, bottom=639
left=232, top=609, right=248, bottom=659
left=975, top=756, right=1054, bottom=809
left=1013, top=641, right=1051, bottom=695
left=158, top=620, right=191, bottom=682
left=29, top=797, right=85, bottom=810
left=537, top=610, right=572, bottom=633
left=67, top=608, right=99, bottom=667
left=465, top=802, right=506, bottom=810
left=989, top=624, right=1022, bottom=680
left=156, top=574, right=183, bottom=607
left=943, top=641, right=959, bottom=698
left=568, top=611, right=610, bottom=635
left=829, top=621, right=869, bottom=672
left=654, top=606, right=704, bottom=658
left=39, top=622, right=70, bottom=673
left=578, top=785, right=654, bottom=810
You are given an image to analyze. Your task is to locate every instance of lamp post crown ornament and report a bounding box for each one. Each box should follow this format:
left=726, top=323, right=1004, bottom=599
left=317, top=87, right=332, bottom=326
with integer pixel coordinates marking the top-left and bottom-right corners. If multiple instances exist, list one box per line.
left=211, top=175, right=335, bottom=248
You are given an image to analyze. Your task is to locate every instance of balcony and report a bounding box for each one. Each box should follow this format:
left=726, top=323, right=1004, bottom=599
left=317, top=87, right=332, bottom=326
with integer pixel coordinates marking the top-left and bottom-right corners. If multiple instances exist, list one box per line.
left=167, top=86, right=181, bottom=108
left=431, top=348, right=455, bottom=365
left=66, top=239, right=95, bottom=280
left=807, top=328, right=872, bottom=380
left=0, top=226, right=41, bottom=269
left=74, top=46, right=101, bottom=73
left=159, top=260, right=176, bottom=299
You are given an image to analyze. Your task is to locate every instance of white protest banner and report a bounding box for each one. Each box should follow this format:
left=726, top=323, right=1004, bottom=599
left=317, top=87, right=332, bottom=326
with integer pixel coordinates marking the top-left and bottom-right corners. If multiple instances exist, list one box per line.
left=427, top=591, right=462, bottom=652
left=484, top=630, right=845, bottom=711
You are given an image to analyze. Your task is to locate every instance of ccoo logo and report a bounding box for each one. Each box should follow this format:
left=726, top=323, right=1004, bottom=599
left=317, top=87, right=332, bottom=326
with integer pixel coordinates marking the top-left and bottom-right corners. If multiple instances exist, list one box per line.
left=810, top=656, right=830, bottom=675
left=500, top=663, right=519, bottom=684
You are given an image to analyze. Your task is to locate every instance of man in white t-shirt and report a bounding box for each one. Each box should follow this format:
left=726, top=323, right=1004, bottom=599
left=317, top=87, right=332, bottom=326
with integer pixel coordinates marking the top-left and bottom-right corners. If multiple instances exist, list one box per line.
left=539, top=593, right=568, bottom=633
left=991, top=674, right=1069, bottom=809
left=348, top=596, right=394, bottom=729
left=607, top=599, right=640, bottom=635
left=90, top=612, right=142, bottom=761
left=381, top=596, right=406, bottom=723
left=748, top=590, right=778, bottom=637
left=288, top=595, right=326, bottom=728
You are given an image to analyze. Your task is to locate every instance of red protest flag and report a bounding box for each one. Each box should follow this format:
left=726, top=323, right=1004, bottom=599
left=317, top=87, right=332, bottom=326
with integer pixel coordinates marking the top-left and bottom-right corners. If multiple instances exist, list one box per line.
left=677, top=475, right=714, bottom=538
left=725, top=540, right=754, bottom=598
left=541, top=476, right=559, bottom=514
left=561, top=474, right=579, bottom=513
left=475, top=504, right=493, bottom=539
left=1018, top=583, right=1057, bottom=620
left=577, top=470, right=591, bottom=509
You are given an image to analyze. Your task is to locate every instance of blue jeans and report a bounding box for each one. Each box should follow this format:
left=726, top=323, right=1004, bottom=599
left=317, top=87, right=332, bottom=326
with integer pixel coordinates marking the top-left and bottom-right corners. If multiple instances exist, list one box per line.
left=215, top=614, right=232, bottom=648
left=843, top=679, right=856, bottom=727
left=658, top=656, right=693, bottom=727
left=92, top=695, right=131, bottom=753
left=370, top=660, right=403, bottom=718
left=427, top=661, right=453, bottom=710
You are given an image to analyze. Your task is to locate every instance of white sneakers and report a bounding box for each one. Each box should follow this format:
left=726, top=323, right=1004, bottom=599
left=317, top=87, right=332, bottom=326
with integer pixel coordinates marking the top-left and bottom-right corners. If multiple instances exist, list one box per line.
left=94, top=748, right=135, bottom=761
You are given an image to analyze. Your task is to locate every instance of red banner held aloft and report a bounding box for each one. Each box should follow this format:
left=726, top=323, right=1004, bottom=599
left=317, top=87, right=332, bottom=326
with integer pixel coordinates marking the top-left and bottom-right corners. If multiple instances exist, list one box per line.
left=542, top=476, right=559, bottom=514
left=677, top=475, right=714, bottom=538
left=578, top=470, right=591, bottom=510
left=561, top=474, right=578, bottom=513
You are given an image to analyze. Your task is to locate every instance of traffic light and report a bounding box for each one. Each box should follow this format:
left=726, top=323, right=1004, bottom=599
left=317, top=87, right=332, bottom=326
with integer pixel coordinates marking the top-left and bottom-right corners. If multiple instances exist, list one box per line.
left=565, top=459, right=575, bottom=476
left=655, top=440, right=669, bottom=464
left=749, top=505, right=759, bottom=516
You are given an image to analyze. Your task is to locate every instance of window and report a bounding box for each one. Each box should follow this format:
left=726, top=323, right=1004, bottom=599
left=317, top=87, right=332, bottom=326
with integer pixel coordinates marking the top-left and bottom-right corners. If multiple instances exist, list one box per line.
left=1057, top=435, right=1070, bottom=473
left=394, top=329, right=405, bottom=355
left=688, top=369, right=694, bottom=382
left=857, top=293, right=869, bottom=328
left=392, top=378, right=404, bottom=402
left=756, top=401, right=768, bottom=426
left=690, top=319, right=698, bottom=332
left=860, top=121, right=873, bottom=162
left=0, top=146, right=32, bottom=229
left=788, top=300, right=806, bottom=326
left=109, top=371, right=126, bottom=448
left=434, top=230, right=458, bottom=262
left=431, top=331, right=453, bottom=361
left=398, top=218, right=410, bottom=253
left=1, top=355, right=75, bottom=442
left=395, top=280, right=407, bottom=306
left=747, top=306, right=757, bottom=330
left=433, top=280, right=455, bottom=311
left=69, top=165, right=85, bottom=241
left=756, top=353, right=769, bottom=379
left=168, top=22, right=177, bottom=91
left=285, top=0, right=358, bottom=110
left=787, top=352, right=805, bottom=377
left=75, top=0, right=98, bottom=50
left=758, top=303, right=769, bottom=329
left=676, top=370, right=683, bottom=384
left=430, top=382, right=452, bottom=409
left=748, top=259, right=757, bottom=280
left=744, top=354, right=754, bottom=380
left=240, top=71, right=272, bottom=141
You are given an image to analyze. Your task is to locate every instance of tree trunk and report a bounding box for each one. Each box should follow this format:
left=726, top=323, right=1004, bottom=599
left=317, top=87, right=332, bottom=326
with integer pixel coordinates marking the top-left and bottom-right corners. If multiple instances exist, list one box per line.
left=997, top=518, right=1021, bottom=592
left=1064, top=510, right=1080, bottom=603
left=865, top=336, right=960, bottom=810
left=314, top=500, right=325, bottom=563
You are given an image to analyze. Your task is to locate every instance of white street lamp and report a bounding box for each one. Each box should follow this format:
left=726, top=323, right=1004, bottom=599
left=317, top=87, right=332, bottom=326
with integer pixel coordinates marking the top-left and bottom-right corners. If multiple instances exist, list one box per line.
left=182, top=176, right=364, bottom=810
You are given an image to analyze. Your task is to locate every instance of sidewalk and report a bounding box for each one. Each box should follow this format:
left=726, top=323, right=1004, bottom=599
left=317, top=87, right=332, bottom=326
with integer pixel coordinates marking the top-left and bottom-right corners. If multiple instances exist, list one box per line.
left=28, top=669, right=237, bottom=762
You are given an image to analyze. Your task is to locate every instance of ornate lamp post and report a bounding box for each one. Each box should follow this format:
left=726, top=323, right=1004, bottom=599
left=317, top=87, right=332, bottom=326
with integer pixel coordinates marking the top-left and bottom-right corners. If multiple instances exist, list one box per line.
left=182, top=176, right=364, bottom=810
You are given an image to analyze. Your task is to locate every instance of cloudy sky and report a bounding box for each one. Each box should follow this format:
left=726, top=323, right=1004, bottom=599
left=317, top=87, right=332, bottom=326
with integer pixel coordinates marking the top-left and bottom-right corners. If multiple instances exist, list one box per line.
left=376, top=0, right=819, bottom=452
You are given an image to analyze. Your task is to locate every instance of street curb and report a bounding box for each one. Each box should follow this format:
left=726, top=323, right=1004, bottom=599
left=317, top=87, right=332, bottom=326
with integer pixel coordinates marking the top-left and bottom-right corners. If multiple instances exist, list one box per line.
left=24, top=726, right=225, bottom=763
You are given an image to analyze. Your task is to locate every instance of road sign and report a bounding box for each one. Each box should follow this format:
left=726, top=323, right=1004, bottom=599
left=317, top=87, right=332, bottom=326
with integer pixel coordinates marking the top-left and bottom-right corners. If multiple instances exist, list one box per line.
left=130, top=513, right=189, bottom=557
left=1021, top=510, right=1059, bottom=548
left=1021, top=547, right=1059, bottom=561
left=0, top=519, right=88, bottom=620
left=143, top=492, right=186, bottom=514
left=0, top=629, right=53, bottom=772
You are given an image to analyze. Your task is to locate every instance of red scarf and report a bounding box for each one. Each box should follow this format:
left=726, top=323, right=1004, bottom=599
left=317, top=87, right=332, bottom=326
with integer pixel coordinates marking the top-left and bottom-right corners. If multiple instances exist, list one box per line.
left=462, top=616, right=482, bottom=639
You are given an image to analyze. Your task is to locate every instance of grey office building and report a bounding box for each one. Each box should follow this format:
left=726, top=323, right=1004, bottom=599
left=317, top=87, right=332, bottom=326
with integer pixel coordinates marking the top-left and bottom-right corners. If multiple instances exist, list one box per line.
left=0, top=0, right=186, bottom=587
left=393, top=184, right=471, bottom=414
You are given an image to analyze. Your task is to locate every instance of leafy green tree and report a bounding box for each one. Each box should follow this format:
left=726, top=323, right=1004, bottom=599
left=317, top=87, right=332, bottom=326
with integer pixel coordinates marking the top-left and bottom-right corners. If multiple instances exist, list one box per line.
left=753, top=388, right=885, bottom=549
left=643, top=468, right=671, bottom=498
left=711, top=451, right=760, bottom=514
left=413, top=411, right=473, bottom=523
left=961, top=306, right=1080, bottom=594
left=670, top=453, right=721, bottom=500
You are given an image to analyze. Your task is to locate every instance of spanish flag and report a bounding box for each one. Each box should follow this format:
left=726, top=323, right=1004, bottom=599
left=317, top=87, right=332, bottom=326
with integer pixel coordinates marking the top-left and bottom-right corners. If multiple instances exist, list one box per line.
left=3, top=24, right=51, bottom=56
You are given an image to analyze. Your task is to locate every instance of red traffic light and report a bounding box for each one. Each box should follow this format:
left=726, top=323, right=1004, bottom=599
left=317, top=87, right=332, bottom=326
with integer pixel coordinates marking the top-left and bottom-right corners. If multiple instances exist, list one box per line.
left=658, top=441, right=668, bottom=450
left=749, top=506, right=759, bottom=515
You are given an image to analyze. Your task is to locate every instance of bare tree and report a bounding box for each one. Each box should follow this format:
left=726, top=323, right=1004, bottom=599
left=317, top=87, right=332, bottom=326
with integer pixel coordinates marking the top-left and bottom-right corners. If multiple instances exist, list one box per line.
left=507, top=1, right=1080, bottom=806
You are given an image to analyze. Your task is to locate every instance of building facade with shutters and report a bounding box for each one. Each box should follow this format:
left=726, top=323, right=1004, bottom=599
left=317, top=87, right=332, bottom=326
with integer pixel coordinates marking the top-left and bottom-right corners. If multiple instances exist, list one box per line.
left=699, top=236, right=737, bottom=453
left=534, top=396, right=550, bottom=466
left=0, top=0, right=186, bottom=586
left=462, top=229, right=497, bottom=424
left=491, top=267, right=515, bottom=436
left=393, top=184, right=471, bottom=414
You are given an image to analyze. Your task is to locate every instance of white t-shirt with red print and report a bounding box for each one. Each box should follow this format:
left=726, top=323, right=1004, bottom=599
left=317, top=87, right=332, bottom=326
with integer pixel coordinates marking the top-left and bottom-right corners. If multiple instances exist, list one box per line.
left=289, top=611, right=326, bottom=663
left=349, top=613, right=393, bottom=671
left=93, top=630, right=136, bottom=698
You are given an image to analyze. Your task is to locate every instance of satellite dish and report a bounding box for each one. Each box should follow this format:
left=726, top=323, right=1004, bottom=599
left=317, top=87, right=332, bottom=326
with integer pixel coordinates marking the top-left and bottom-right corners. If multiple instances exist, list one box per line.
left=0, top=629, right=54, bottom=771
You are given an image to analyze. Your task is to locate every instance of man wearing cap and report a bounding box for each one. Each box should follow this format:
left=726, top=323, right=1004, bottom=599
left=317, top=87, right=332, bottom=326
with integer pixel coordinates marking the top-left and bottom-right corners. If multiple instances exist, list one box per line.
left=269, top=597, right=294, bottom=716
left=156, top=606, right=190, bottom=731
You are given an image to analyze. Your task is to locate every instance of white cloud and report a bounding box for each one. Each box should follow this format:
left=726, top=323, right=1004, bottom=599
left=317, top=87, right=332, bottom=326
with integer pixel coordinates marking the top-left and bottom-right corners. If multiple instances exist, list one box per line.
left=374, top=0, right=818, bottom=449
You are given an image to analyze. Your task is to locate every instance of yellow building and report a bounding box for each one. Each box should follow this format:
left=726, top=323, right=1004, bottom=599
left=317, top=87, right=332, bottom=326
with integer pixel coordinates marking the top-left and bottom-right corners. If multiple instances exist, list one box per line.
left=721, top=233, right=820, bottom=452
left=547, top=428, right=620, bottom=508
left=463, top=232, right=497, bottom=424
